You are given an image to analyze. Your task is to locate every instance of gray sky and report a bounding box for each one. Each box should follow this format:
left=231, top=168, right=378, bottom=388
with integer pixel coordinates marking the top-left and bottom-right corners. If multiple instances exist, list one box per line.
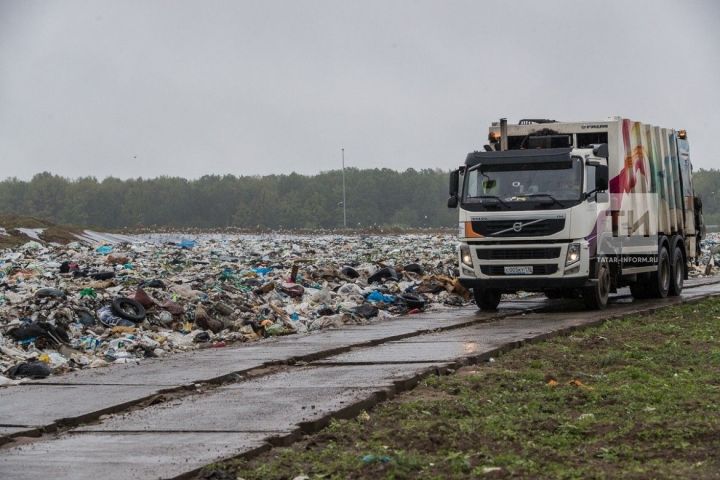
left=1, top=0, right=719, bottom=180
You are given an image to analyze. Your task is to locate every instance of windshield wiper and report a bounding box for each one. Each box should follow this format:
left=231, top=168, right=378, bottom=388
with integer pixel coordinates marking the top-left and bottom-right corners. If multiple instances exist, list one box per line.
left=516, top=193, right=567, bottom=208
left=469, top=195, right=511, bottom=209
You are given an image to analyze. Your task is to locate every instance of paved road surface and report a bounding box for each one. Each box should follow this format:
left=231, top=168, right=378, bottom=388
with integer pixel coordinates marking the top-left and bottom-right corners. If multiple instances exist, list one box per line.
left=2, top=279, right=719, bottom=479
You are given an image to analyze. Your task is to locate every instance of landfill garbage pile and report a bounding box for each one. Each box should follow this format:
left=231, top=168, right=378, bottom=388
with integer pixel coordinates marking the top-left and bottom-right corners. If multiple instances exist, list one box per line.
left=1, top=234, right=469, bottom=384
left=695, top=231, right=720, bottom=277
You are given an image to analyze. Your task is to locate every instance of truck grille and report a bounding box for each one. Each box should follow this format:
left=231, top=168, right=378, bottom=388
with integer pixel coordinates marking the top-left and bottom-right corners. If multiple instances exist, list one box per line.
left=480, top=264, right=559, bottom=276
left=471, top=218, right=565, bottom=237
left=476, top=247, right=561, bottom=260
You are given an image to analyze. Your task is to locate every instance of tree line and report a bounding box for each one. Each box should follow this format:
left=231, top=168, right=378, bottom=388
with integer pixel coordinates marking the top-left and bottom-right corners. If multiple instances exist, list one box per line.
left=1, top=168, right=718, bottom=230
left=0, top=169, right=457, bottom=229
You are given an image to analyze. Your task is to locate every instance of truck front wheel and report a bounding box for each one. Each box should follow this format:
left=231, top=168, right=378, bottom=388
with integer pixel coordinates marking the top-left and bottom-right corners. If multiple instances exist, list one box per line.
left=474, top=289, right=501, bottom=311
left=583, top=258, right=610, bottom=310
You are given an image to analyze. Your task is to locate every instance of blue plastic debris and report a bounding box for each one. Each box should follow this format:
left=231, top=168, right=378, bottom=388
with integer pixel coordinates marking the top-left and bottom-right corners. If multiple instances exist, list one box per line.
left=366, top=290, right=396, bottom=303
left=362, top=454, right=392, bottom=464
left=96, top=245, right=113, bottom=254
left=179, top=239, right=196, bottom=249
left=252, top=267, right=272, bottom=277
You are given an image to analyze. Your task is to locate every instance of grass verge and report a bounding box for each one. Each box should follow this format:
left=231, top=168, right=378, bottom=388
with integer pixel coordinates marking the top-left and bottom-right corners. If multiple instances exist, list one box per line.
left=201, top=298, right=720, bottom=479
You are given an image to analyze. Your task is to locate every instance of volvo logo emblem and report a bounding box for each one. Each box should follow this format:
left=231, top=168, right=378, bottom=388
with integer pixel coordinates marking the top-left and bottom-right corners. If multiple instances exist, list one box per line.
left=512, top=222, right=523, bottom=232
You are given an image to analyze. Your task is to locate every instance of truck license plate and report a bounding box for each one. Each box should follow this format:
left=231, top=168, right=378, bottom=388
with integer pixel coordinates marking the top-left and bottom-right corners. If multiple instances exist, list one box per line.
left=504, top=266, right=533, bottom=275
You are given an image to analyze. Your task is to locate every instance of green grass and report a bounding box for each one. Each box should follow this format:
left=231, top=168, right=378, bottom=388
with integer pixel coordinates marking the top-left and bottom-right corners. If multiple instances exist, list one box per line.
left=202, top=299, right=720, bottom=479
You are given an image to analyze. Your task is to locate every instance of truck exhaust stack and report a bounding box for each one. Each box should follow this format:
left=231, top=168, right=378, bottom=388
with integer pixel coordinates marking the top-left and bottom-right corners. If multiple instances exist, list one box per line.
left=499, top=118, right=508, bottom=151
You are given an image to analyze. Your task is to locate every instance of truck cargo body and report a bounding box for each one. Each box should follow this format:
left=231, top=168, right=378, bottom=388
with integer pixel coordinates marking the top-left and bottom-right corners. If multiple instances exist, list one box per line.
left=449, top=117, right=703, bottom=310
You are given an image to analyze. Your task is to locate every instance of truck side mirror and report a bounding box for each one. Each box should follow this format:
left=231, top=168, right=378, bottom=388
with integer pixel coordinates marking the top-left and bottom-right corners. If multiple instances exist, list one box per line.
left=449, top=169, right=459, bottom=196
left=448, top=169, right=459, bottom=208
left=595, top=165, right=609, bottom=191
left=694, top=196, right=703, bottom=210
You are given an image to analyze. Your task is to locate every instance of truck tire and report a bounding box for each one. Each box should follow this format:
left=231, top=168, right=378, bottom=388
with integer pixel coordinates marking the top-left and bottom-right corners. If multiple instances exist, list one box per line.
left=669, top=246, right=684, bottom=296
left=583, top=258, right=610, bottom=310
left=474, top=289, right=501, bottom=311
left=647, top=246, right=671, bottom=298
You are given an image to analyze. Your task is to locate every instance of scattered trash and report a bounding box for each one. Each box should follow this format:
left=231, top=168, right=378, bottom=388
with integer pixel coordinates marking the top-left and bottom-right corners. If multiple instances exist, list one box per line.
left=179, top=239, right=197, bottom=250
left=398, top=292, right=426, bottom=309
left=0, top=232, right=477, bottom=381
left=403, top=263, right=424, bottom=275
left=361, top=454, right=392, bottom=464
left=95, top=245, right=113, bottom=255
left=352, top=304, right=379, bottom=319
left=568, top=379, right=594, bottom=390
left=35, top=288, right=66, bottom=299
left=366, top=291, right=396, bottom=304
left=694, top=232, right=720, bottom=277
left=368, top=267, right=399, bottom=284
left=481, top=466, right=502, bottom=474
left=97, top=306, right=135, bottom=328
left=7, top=360, right=52, bottom=379
left=340, top=266, right=359, bottom=279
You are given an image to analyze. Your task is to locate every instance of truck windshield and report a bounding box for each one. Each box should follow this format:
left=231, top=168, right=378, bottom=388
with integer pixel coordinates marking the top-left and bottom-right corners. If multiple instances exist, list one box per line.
left=463, top=157, right=583, bottom=209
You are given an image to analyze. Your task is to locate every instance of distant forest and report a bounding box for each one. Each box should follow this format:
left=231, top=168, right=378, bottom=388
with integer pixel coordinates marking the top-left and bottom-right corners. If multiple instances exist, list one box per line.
left=0, top=169, right=456, bottom=229
left=1, top=168, right=719, bottom=229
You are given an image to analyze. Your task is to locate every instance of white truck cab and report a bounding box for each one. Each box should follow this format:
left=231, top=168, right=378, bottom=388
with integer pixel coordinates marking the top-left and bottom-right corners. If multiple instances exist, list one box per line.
left=449, top=118, right=703, bottom=310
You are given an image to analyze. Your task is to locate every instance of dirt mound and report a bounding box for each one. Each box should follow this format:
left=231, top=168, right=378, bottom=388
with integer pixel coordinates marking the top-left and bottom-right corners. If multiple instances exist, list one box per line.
left=0, top=215, right=83, bottom=248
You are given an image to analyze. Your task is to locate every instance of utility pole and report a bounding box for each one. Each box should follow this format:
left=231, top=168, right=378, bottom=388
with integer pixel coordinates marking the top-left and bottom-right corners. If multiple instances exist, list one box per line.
left=341, top=147, right=347, bottom=228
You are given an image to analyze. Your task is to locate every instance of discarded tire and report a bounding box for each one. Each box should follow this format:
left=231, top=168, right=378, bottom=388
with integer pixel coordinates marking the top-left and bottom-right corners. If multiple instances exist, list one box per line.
left=111, top=297, right=146, bottom=322
left=368, top=267, right=399, bottom=284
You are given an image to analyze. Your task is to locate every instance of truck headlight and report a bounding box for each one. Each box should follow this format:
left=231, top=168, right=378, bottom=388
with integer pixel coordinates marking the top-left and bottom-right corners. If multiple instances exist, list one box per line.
left=460, top=244, right=473, bottom=268
left=565, top=243, right=581, bottom=266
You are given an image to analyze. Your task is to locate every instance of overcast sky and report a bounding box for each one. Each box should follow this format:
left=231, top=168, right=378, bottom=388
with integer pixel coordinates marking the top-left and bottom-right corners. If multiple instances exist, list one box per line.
left=1, top=0, right=718, bottom=180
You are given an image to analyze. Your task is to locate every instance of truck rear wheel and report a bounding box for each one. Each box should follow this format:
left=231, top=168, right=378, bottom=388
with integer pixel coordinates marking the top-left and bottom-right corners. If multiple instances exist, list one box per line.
left=647, top=246, right=671, bottom=298
left=583, top=258, right=610, bottom=310
left=474, top=289, right=501, bottom=311
left=669, top=246, right=684, bottom=296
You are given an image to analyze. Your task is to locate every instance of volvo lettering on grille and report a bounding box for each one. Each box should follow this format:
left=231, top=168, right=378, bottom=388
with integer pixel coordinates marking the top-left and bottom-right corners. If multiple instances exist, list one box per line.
left=491, top=218, right=544, bottom=236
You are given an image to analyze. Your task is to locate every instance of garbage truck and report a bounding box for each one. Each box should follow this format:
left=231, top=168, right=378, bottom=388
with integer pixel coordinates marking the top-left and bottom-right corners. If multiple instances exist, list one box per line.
left=448, top=117, right=704, bottom=310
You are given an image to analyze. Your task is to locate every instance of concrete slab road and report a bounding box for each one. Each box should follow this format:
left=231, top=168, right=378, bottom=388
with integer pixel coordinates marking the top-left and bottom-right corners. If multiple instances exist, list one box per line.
left=0, top=303, right=535, bottom=442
